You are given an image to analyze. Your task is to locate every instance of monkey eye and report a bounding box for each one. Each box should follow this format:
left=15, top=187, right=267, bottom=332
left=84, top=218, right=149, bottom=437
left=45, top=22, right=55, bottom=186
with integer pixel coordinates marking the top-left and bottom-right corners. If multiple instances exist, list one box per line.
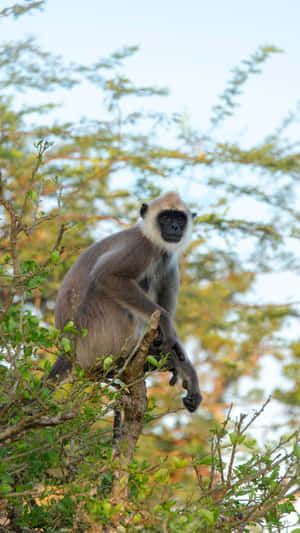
left=162, top=214, right=170, bottom=221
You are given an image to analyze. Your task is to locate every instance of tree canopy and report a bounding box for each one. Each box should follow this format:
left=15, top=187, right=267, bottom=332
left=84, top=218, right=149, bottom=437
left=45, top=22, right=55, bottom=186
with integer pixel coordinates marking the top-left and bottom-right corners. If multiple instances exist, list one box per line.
left=0, top=2, right=299, bottom=531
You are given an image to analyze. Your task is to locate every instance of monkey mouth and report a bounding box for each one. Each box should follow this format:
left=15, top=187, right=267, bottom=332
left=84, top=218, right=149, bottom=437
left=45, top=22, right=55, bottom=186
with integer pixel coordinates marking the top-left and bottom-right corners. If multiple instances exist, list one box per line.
left=163, top=234, right=182, bottom=243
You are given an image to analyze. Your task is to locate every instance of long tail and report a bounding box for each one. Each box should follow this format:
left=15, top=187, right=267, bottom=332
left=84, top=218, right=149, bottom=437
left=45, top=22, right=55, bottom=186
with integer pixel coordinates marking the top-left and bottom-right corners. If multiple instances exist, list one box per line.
left=112, top=408, right=122, bottom=447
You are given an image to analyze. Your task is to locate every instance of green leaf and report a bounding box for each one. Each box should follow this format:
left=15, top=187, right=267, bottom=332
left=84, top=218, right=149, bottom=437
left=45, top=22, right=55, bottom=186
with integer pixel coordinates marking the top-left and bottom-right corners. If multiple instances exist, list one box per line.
left=198, top=509, right=215, bottom=525
left=244, top=437, right=257, bottom=449
left=279, top=501, right=295, bottom=513
left=102, top=501, right=112, bottom=518
left=146, top=355, right=159, bottom=368
left=103, top=356, right=113, bottom=371
left=293, top=444, right=300, bottom=458
left=172, top=457, right=189, bottom=468
left=51, top=251, right=60, bottom=263
left=153, top=468, right=169, bottom=483
left=0, top=483, right=13, bottom=495
left=31, top=190, right=38, bottom=203
left=229, top=432, right=239, bottom=445
left=43, top=360, right=52, bottom=372
left=199, top=455, right=212, bottom=465
left=61, top=337, right=71, bottom=352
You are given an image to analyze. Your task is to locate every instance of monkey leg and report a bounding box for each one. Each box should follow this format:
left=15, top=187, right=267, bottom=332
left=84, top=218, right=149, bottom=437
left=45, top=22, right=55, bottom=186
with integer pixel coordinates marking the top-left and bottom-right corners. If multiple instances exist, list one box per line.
left=112, top=409, right=122, bottom=448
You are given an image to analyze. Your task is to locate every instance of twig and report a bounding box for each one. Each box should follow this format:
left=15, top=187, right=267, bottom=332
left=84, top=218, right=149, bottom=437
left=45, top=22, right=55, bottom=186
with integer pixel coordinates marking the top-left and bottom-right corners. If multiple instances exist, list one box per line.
left=56, top=178, right=63, bottom=236
left=28, top=180, right=43, bottom=235
left=241, top=395, right=272, bottom=434
left=227, top=412, right=247, bottom=485
left=20, top=139, right=52, bottom=221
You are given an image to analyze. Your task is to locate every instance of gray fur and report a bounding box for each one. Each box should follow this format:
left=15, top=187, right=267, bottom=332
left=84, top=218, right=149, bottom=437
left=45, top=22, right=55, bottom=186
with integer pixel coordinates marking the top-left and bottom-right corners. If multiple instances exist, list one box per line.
left=50, top=192, right=202, bottom=412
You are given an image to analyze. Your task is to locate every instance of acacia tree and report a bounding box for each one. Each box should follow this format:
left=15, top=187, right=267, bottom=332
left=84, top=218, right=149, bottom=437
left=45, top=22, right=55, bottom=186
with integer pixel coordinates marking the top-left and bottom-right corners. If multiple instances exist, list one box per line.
left=0, top=2, right=299, bottom=531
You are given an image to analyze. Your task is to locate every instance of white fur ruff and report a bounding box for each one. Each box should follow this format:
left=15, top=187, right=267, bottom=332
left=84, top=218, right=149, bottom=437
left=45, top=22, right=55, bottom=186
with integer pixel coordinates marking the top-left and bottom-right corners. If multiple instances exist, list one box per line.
left=140, top=192, right=193, bottom=255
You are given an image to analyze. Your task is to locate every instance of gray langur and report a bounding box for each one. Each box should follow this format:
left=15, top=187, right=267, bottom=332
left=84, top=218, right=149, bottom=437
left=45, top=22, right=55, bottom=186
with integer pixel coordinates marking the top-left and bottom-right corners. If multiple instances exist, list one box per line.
left=48, top=192, right=202, bottom=412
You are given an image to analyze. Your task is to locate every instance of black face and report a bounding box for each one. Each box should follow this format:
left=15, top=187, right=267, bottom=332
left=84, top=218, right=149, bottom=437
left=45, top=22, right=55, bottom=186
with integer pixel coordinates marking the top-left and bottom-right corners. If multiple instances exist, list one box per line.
left=157, top=210, right=187, bottom=243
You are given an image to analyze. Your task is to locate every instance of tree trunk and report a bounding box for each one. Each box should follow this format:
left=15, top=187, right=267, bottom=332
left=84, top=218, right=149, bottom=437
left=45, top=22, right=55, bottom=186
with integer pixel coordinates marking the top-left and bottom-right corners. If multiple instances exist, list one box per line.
left=111, top=311, right=160, bottom=500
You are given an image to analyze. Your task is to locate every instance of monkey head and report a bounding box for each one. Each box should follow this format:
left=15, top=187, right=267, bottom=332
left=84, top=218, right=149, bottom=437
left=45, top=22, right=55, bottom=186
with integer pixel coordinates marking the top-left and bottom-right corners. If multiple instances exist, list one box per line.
left=140, top=192, right=196, bottom=253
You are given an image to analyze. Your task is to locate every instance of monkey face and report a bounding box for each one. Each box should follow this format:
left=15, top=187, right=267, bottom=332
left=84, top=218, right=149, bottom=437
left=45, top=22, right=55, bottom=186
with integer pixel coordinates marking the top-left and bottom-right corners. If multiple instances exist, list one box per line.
left=157, top=210, right=188, bottom=243
left=140, top=193, right=195, bottom=253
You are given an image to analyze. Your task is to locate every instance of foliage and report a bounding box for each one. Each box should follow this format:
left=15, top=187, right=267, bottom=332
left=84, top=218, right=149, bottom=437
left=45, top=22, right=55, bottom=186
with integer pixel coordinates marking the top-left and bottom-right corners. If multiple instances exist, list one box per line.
left=0, top=1, right=45, bottom=19
left=0, top=1, right=300, bottom=531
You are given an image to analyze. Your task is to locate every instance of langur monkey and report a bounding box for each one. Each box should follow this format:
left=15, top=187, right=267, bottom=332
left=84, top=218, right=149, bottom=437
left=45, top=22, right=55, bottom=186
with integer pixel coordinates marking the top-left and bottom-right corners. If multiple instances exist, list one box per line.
left=49, top=192, right=202, bottom=412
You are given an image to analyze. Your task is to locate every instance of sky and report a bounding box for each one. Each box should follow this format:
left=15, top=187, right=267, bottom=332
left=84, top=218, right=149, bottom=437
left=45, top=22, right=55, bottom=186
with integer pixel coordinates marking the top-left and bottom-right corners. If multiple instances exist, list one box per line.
left=0, top=0, right=300, bottom=141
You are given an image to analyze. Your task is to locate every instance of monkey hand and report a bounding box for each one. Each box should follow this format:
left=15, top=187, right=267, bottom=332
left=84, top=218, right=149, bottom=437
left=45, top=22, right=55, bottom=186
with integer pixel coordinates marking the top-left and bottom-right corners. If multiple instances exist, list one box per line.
left=159, top=337, right=185, bottom=362
left=182, top=378, right=202, bottom=413
left=159, top=313, right=186, bottom=361
left=165, top=349, right=179, bottom=385
left=147, top=339, right=179, bottom=385
left=171, top=341, right=186, bottom=362
left=182, top=392, right=202, bottom=412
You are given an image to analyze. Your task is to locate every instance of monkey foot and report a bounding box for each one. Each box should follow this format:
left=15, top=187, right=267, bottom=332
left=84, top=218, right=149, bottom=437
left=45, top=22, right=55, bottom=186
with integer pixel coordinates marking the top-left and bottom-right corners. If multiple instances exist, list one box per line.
left=183, top=392, right=202, bottom=412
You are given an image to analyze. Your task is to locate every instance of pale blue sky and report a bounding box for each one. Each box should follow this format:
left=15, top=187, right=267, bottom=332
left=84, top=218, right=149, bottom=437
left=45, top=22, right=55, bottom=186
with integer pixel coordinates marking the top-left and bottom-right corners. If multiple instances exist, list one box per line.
left=0, top=0, right=299, bottom=142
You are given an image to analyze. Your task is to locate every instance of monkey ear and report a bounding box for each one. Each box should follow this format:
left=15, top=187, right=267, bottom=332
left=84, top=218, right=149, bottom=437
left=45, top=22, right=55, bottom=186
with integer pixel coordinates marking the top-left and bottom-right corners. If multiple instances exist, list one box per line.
left=192, top=212, right=197, bottom=219
left=140, top=203, right=148, bottom=218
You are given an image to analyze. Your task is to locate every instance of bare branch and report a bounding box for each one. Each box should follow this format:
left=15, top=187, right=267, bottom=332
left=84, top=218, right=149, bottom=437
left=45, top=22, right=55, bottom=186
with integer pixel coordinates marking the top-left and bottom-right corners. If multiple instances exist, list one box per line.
left=0, top=406, right=78, bottom=445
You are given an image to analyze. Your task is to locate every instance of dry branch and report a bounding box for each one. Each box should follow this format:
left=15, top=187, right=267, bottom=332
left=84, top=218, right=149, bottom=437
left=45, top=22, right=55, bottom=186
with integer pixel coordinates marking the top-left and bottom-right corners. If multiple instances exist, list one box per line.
left=0, top=409, right=78, bottom=445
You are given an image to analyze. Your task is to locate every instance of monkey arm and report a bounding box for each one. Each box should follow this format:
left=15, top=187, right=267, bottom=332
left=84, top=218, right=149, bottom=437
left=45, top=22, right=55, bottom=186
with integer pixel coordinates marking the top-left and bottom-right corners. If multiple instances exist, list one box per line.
left=157, top=263, right=180, bottom=318
left=154, top=264, right=202, bottom=410
left=170, top=354, right=202, bottom=412
left=155, top=263, right=188, bottom=361
left=97, top=273, right=184, bottom=358
left=90, top=246, right=185, bottom=360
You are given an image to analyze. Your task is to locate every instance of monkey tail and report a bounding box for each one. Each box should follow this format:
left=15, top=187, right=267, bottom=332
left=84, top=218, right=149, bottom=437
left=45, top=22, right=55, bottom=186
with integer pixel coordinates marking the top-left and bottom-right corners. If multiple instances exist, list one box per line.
left=112, top=408, right=122, bottom=447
